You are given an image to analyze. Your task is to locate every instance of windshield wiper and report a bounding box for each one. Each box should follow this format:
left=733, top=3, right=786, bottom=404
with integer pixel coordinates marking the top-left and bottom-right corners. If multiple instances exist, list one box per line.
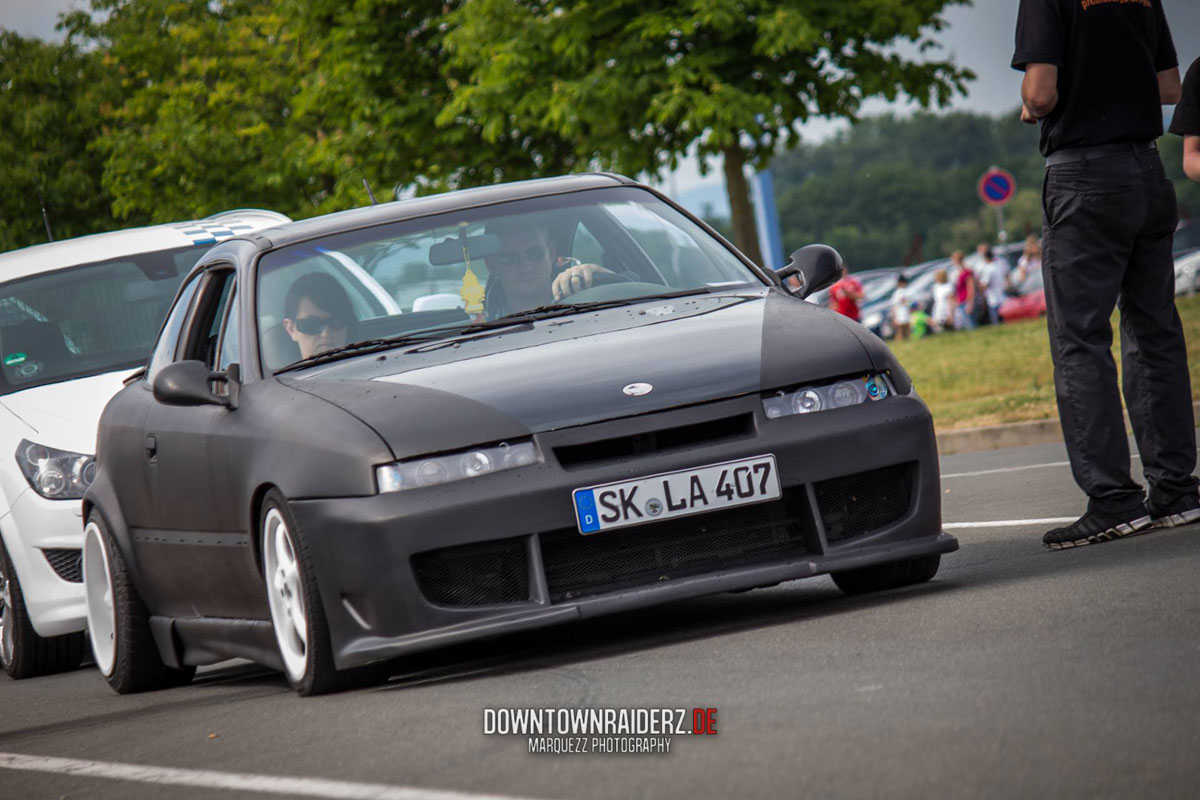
left=487, top=287, right=719, bottom=325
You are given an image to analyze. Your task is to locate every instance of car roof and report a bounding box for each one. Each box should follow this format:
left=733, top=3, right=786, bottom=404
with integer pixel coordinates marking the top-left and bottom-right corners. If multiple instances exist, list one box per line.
left=247, top=174, right=637, bottom=251
left=0, top=209, right=292, bottom=282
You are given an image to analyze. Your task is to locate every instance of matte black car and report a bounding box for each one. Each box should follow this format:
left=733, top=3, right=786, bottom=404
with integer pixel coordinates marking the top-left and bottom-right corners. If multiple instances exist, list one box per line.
left=82, top=174, right=957, bottom=695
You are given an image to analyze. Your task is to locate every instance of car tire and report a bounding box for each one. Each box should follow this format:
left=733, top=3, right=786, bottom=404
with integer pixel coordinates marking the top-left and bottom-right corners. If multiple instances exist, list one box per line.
left=0, top=539, right=85, bottom=679
left=897, top=554, right=941, bottom=586
left=261, top=489, right=344, bottom=696
left=83, top=512, right=196, bottom=693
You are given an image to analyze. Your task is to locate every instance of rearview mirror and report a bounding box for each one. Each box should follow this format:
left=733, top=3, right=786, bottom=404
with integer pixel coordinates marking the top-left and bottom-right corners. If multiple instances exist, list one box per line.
left=152, top=361, right=238, bottom=408
left=775, top=244, right=843, bottom=299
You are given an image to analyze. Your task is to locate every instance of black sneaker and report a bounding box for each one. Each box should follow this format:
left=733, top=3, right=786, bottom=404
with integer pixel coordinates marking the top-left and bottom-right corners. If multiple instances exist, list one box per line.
left=1148, top=492, right=1200, bottom=529
left=1042, top=505, right=1152, bottom=550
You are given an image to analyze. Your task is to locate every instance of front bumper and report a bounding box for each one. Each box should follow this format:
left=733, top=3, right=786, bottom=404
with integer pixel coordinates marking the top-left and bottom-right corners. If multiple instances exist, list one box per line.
left=290, top=392, right=956, bottom=670
left=0, top=489, right=86, bottom=638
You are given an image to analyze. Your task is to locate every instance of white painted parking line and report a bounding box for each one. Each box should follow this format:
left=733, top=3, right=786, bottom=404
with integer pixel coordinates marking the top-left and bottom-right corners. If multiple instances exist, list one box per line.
left=942, top=462, right=1070, bottom=479
left=0, top=752, right=544, bottom=800
left=944, top=518, right=1075, bottom=529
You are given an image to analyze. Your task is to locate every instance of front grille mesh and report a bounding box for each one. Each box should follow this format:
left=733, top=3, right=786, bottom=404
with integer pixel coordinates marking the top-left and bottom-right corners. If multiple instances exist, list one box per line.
left=540, top=493, right=809, bottom=603
left=411, top=537, right=530, bottom=607
left=814, top=463, right=914, bottom=542
left=43, top=548, right=83, bottom=583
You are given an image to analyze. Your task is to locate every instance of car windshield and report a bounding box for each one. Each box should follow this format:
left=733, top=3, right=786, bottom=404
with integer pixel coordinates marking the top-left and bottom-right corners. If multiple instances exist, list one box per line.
left=257, top=186, right=764, bottom=371
left=0, top=247, right=207, bottom=395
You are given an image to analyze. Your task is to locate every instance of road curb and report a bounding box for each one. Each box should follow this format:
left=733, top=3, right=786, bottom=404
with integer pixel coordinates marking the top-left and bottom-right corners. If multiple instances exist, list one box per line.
left=936, top=401, right=1200, bottom=456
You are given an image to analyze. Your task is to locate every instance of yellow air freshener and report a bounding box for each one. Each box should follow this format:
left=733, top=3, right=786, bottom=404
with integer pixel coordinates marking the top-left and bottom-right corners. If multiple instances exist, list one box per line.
left=460, top=267, right=485, bottom=317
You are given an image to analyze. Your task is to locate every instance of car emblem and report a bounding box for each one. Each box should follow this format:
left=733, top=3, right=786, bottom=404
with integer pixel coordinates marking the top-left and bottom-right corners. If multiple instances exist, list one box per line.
left=623, top=382, right=653, bottom=397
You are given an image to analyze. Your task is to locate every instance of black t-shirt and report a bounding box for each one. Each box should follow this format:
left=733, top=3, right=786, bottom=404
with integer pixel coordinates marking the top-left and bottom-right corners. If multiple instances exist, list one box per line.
left=1012, top=0, right=1177, bottom=156
left=1169, top=57, right=1200, bottom=137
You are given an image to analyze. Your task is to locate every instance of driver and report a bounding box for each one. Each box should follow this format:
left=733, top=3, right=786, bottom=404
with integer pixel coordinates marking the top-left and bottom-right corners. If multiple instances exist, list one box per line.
left=282, top=272, right=356, bottom=360
left=482, top=217, right=615, bottom=319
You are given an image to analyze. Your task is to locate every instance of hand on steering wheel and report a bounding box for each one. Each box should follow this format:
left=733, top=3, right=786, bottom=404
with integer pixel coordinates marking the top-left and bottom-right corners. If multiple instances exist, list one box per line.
left=551, top=263, right=622, bottom=301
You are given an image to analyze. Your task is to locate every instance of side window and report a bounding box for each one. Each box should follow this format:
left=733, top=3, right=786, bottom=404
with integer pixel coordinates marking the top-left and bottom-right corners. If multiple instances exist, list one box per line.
left=215, top=286, right=239, bottom=371
left=180, top=270, right=236, bottom=370
left=570, top=222, right=606, bottom=267
left=146, top=275, right=202, bottom=382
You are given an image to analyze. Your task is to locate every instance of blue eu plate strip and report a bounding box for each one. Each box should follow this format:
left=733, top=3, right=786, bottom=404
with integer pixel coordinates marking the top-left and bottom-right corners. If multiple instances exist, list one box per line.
left=573, top=490, right=600, bottom=533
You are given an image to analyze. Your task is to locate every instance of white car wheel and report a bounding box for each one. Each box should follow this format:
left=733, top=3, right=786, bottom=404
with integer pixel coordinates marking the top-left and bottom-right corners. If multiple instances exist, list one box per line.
left=263, top=508, right=309, bottom=683
left=0, top=556, right=14, bottom=669
left=83, top=521, right=117, bottom=676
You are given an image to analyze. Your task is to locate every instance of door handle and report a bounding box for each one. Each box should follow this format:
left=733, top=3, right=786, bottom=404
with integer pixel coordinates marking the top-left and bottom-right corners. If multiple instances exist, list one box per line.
left=144, top=434, right=157, bottom=460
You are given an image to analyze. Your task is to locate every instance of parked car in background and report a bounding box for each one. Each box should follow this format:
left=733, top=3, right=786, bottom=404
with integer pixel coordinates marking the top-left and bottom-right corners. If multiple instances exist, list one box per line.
left=82, top=174, right=955, bottom=696
left=1175, top=249, right=1200, bottom=297
left=998, top=269, right=1046, bottom=322
left=0, top=210, right=290, bottom=679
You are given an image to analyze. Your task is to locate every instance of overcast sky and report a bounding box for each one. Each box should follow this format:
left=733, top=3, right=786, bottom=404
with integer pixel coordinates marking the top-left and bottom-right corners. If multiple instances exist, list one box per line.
left=4, top=0, right=1199, bottom=196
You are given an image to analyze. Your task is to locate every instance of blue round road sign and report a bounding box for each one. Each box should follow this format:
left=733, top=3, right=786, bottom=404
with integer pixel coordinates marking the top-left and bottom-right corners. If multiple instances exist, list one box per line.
left=978, top=168, right=1017, bottom=207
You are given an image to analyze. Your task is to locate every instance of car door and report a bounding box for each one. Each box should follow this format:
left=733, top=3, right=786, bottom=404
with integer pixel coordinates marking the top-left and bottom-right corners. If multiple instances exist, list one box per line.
left=139, top=266, right=265, bottom=618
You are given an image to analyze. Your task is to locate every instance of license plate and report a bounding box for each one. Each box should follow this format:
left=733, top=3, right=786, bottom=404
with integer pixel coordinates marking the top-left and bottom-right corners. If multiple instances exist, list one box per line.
left=572, top=455, right=780, bottom=534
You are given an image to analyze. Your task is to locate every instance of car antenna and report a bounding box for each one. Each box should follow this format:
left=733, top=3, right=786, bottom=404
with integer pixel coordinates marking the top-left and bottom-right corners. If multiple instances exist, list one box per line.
left=38, top=190, right=54, bottom=242
left=362, top=178, right=378, bottom=206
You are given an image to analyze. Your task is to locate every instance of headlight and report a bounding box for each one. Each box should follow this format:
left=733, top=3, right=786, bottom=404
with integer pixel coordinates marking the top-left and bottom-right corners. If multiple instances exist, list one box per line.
left=375, top=441, right=540, bottom=493
left=762, top=374, right=892, bottom=420
left=16, top=439, right=96, bottom=500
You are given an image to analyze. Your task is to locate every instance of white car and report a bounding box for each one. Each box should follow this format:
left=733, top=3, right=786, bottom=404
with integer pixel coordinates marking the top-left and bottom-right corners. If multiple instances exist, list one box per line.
left=0, top=210, right=290, bottom=679
left=1175, top=249, right=1200, bottom=297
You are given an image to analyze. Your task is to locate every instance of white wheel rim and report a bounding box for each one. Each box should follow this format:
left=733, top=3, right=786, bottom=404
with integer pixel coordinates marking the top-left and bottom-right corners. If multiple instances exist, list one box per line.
left=0, top=552, right=14, bottom=668
left=263, top=509, right=308, bottom=683
left=83, top=523, right=117, bottom=676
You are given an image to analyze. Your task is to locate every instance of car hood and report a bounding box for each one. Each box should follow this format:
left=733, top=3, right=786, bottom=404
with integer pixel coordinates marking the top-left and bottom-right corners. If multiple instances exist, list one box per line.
left=282, top=289, right=881, bottom=458
left=0, top=370, right=132, bottom=453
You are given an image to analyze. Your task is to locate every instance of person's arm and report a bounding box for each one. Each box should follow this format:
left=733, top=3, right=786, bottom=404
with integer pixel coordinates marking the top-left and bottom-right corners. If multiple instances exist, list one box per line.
left=1159, top=68, right=1182, bottom=105
left=1185, top=136, right=1200, bottom=183
left=1021, top=64, right=1059, bottom=122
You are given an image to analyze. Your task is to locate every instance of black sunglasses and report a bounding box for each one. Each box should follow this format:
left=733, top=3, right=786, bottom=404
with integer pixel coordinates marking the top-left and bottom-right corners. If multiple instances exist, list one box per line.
left=294, top=315, right=349, bottom=335
left=492, top=244, right=547, bottom=267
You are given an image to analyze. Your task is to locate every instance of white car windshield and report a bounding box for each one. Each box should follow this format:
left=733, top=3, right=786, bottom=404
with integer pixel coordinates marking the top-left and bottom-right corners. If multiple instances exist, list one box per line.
left=0, top=246, right=207, bottom=394
left=257, top=187, right=764, bottom=371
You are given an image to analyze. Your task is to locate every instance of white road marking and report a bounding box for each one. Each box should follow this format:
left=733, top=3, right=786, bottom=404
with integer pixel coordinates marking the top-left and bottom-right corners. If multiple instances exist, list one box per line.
left=942, top=447, right=1200, bottom=480
left=944, top=518, right=1075, bottom=529
left=0, top=752, right=544, bottom=800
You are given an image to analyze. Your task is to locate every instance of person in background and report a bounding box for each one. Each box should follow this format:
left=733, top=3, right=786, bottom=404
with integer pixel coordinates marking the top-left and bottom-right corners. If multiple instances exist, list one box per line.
left=828, top=266, right=864, bottom=322
left=951, top=251, right=976, bottom=331
left=889, top=274, right=912, bottom=340
left=1014, top=0, right=1196, bottom=548
left=1170, top=56, right=1200, bottom=181
left=911, top=302, right=932, bottom=339
left=1014, top=235, right=1042, bottom=285
left=978, top=246, right=1009, bottom=325
left=931, top=267, right=956, bottom=332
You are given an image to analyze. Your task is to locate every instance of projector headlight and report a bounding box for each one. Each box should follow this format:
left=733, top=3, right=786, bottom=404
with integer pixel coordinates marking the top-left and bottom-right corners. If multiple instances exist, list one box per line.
left=16, top=439, right=96, bottom=500
left=375, top=441, right=541, bottom=493
left=762, top=374, right=892, bottom=420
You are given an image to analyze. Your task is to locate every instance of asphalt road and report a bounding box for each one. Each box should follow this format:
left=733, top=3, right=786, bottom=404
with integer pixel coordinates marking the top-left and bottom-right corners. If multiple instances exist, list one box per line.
left=2, top=434, right=1199, bottom=800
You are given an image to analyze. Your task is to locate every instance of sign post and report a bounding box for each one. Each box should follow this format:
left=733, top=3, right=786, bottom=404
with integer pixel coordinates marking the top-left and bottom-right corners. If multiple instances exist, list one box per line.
left=977, top=167, right=1017, bottom=245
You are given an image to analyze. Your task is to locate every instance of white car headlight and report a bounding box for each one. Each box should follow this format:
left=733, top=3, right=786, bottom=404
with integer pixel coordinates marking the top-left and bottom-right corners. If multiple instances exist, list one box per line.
left=375, top=441, right=541, bottom=493
left=762, top=374, right=892, bottom=420
left=15, top=439, right=96, bottom=500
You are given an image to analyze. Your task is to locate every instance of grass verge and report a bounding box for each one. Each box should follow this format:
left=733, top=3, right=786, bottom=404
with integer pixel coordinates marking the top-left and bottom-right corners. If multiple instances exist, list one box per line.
left=888, top=293, right=1200, bottom=430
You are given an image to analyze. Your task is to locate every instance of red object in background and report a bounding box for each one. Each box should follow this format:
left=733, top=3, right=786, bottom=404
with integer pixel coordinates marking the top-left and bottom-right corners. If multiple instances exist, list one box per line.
left=999, top=289, right=1046, bottom=321
left=829, top=275, right=864, bottom=321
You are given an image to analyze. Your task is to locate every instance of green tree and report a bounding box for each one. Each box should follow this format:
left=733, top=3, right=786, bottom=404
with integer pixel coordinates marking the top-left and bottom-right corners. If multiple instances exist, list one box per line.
left=443, top=0, right=973, bottom=264
left=0, top=31, right=117, bottom=251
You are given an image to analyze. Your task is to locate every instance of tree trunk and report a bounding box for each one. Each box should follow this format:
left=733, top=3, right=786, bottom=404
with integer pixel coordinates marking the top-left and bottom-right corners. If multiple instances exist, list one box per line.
left=722, top=142, right=764, bottom=267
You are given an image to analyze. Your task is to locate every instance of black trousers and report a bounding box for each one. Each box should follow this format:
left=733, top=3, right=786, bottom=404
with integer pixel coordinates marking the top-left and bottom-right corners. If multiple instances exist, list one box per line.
left=1042, top=146, right=1197, bottom=513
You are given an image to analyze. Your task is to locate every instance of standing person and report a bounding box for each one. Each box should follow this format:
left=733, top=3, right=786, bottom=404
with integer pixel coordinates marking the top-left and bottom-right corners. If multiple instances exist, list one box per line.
left=1013, top=0, right=1197, bottom=549
left=1170, top=56, right=1200, bottom=181
left=828, top=267, right=864, bottom=322
left=931, top=268, right=956, bottom=332
left=951, top=251, right=976, bottom=331
left=978, top=247, right=1009, bottom=325
left=890, top=274, right=912, bottom=340
left=1014, top=235, right=1042, bottom=285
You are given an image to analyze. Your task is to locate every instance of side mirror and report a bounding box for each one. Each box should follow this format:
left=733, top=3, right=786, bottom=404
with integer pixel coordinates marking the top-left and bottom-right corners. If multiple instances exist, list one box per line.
left=152, top=360, right=239, bottom=408
left=775, top=244, right=844, bottom=299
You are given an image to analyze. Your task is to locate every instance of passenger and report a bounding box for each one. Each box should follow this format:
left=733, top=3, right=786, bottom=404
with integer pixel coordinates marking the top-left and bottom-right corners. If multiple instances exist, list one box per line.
left=482, top=217, right=616, bottom=319
left=282, top=272, right=355, bottom=359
